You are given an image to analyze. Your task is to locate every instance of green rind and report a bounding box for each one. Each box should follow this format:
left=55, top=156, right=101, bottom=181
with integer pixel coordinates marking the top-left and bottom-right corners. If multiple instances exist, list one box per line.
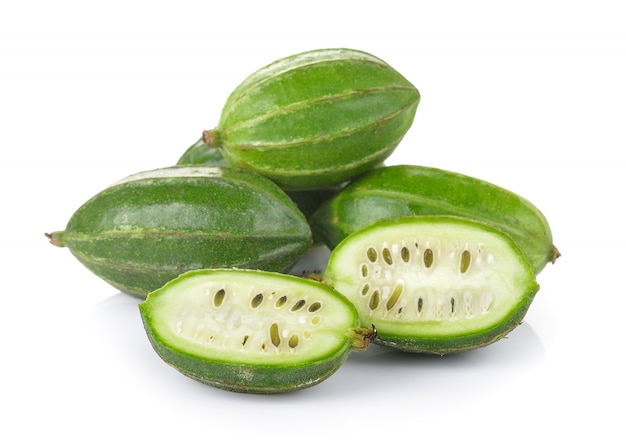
left=142, top=326, right=352, bottom=394
left=176, top=137, right=228, bottom=166
left=49, top=166, right=312, bottom=298
left=311, top=164, right=557, bottom=274
left=285, top=185, right=344, bottom=219
left=323, top=216, right=540, bottom=355
left=175, top=138, right=346, bottom=219
left=139, top=269, right=359, bottom=393
left=213, top=48, right=420, bottom=190
left=374, top=295, right=535, bottom=355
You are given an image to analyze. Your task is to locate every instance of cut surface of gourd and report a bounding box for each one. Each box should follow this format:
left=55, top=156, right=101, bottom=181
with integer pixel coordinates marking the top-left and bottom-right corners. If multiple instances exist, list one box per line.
left=324, top=216, right=539, bottom=354
left=140, top=269, right=369, bottom=393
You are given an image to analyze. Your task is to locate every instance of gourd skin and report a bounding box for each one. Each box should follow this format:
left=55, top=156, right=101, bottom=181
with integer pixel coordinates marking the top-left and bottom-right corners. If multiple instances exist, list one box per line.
left=208, top=48, right=420, bottom=190
left=142, top=329, right=352, bottom=394
left=177, top=138, right=228, bottom=166
left=47, top=166, right=312, bottom=298
left=176, top=138, right=346, bottom=220
left=311, top=164, right=558, bottom=274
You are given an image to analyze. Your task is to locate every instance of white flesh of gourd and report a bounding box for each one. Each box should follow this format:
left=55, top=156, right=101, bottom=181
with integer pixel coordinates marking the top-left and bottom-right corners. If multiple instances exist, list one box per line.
left=325, top=218, right=536, bottom=338
left=144, top=270, right=355, bottom=365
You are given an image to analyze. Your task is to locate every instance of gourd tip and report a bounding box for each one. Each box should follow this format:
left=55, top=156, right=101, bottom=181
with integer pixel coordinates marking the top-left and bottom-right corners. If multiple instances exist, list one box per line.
left=202, top=129, right=220, bottom=148
left=45, top=232, right=65, bottom=248
left=349, top=325, right=378, bottom=352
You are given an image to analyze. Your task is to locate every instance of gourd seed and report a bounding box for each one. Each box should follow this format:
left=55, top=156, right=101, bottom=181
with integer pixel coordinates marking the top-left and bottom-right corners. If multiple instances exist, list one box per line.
left=382, top=247, right=393, bottom=265
left=361, top=264, right=369, bottom=278
left=251, top=293, right=264, bottom=308
left=270, top=323, right=281, bottom=347
left=275, top=295, right=288, bottom=308
left=460, top=250, right=471, bottom=273
left=367, top=247, right=378, bottom=262
left=386, top=283, right=403, bottom=310
left=401, top=246, right=410, bottom=262
left=423, top=248, right=434, bottom=268
left=291, top=299, right=306, bottom=312
left=214, top=288, right=226, bottom=307
left=308, top=302, right=322, bottom=312
left=288, top=334, right=299, bottom=348
left=369, top=290, right=380, bottom=310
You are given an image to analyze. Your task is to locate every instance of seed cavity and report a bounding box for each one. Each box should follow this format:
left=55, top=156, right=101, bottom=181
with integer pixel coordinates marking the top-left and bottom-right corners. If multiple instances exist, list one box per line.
left=386, top=283, right=403, bottom=310
left=382, top=247, right=393, bottom=265
left=401, top=246, right=410, bottom=262
left=417, top=297, right=424, bottom=313
left=270, top=323, right=280, bottom=347
left=275, top=295, right=287, bottom=308
left=366, top=247, right=378, bottom=262
left=242, top=335, right=249, bottom=347
left=213, top=288, right=225, bottom=307
left=463, top=291, right=474, bottom=317
left=480, top=293, right=494, bottom=313
left=460, top=250, right=471, bottom=273
left=251, top=293, right=263, bottom=308
left=291, top=299, right=306, bottom=312
left=423, top=248, right=434, bottom=268
left=311, top=315, right=321, bottom=325
left=369, top=290, right=380, bottom=310
left=308, top=302, right=321, bottom=312
left=288, top=334, right=299, bottom=348
left=361, top=264, right=369, bottom=278
left=435, top=298, right=444, bottom=319
left=450, top=296, right=456, bottom=316
left=361, top=283, right=370, bottom=296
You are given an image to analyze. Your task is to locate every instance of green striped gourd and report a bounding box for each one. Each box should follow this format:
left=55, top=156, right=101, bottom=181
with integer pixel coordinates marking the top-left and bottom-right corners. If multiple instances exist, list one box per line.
left=203, top=48, right=420, bottom=190
left=311, top=164, right=559, bottom=274
left=46, top=166, right=312, bottom=298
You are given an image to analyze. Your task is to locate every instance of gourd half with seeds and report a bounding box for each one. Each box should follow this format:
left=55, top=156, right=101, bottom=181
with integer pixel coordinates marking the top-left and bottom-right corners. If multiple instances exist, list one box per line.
left=202, top=48, right=420, bottom=190
left=323, top=216, right=540, bottom=355
left=46, top=166, right=312, bottom=298
left=139, top=269, right=375, bottom=394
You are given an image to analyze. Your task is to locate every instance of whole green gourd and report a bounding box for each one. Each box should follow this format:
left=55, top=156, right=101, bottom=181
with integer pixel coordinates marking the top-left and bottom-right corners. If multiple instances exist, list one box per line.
left=202, top=48, right=420, bottom=190
left=47, top=166, right=312, bottom=297
left=311, top=164, right=559, bottom=274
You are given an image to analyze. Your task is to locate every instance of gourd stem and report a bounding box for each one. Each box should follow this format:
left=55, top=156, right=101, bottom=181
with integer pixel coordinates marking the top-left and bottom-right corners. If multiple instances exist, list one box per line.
left=349, top=325, right=378, bottom=352
left=202, top=129, right=221, bottom=148
left=45, top=232, right=66, bottom=248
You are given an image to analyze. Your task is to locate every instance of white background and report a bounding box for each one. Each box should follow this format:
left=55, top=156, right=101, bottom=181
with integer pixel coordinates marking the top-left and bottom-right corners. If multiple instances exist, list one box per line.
left=2, top=0, right=625, bottom=445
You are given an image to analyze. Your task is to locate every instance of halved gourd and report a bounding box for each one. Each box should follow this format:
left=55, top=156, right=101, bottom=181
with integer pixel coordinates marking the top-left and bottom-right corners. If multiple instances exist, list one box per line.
left=323, top=216, right=539, bottom=355
left=139, top=269, right=374, bottom=393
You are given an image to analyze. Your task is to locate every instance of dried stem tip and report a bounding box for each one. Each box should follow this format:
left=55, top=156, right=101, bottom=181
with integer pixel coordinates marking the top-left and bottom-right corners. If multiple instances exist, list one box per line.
left=349, top=325, right=378, bottom=352
left=45, top=231, right=66, bottom=247
left=202, top=129, right=221, bottom=148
